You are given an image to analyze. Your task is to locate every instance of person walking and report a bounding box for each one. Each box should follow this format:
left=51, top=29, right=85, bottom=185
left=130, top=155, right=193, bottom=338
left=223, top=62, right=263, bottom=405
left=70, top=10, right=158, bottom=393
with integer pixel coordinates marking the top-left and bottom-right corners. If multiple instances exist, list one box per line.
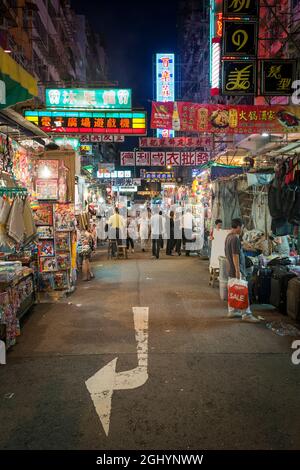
left=80, top=226, right=94, bottom=281
left=225, top=218, right=259, bottom=323
left=107, top=207, right=125, bottom=257
left=174, top=210, right=182, bottom=256
left=151, top=209, right=164, bottom=259
left=182, top=208, right=194, bottom=256
left=139, top=211, right=149, bottom=252
left=127, top=213, right=137, bottom=253
left=166, top=210, right=175, bottom=255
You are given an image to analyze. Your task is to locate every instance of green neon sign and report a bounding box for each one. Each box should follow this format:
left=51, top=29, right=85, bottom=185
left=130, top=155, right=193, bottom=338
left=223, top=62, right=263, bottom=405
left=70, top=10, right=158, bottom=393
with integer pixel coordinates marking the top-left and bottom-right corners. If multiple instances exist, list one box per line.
left=45, top=88, right=132, bottom=110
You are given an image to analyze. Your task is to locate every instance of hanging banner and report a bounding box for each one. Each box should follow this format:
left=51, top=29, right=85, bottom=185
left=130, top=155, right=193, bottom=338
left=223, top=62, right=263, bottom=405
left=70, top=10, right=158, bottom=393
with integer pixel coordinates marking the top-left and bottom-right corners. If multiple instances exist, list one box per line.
left=120, top=151, right=210, bottom=166
left=221, top=60, right=257, bottom=95
left=223, top=0, right=259, bottom=17
left=222, top=20, right=258, bottom=57
left=139, top=136, right=212, bottom=148
left=151, top=101, right=300, bottom=134
left=261, top=60, right=296, bottom=96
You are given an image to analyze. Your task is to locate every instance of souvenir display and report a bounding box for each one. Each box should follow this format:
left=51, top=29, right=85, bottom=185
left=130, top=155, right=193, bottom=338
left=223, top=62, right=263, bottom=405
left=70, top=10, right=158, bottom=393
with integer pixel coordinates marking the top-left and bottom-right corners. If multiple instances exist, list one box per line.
left=54, top=203, right=75, bottom=231
left=54, top=271, right=69, bottom=290
left=39, top=257, right=57, bottom=272
left=37, top=226, right=54, bottom=239
left=36, top=179, right=58, bottom=200
left=56, top=253, right=71, bottom=270
left=33, top=204, right=53, bottom=226
left=55, top=232, right=70, bottom=252
left=38, top=273, right=55, bottom=291
left=37, top=160, right=59, bottom=179
left=38, top=240, right=55, bottom=257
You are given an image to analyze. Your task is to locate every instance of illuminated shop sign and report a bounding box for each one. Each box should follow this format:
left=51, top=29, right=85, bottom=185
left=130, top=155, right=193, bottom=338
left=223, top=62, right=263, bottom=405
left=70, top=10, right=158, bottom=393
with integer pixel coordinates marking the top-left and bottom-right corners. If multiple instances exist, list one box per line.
left=222, top=20, right=258, bottom=57
left=45, top=88, right=132, bottom=110
left=53, top=138, right=80, bottom=149
left=222, top=60, right=256, bottom=95
left=97, top=170, right=132, bottom=179
left=156, top=53, right=175, bottom=138
left=209, top=0, right=223, bottom=95
left=24, top=110, right=147, bottom=135
left=261, top=60, right=296, bottom=96
left=223, top=0, right=259, bottom=17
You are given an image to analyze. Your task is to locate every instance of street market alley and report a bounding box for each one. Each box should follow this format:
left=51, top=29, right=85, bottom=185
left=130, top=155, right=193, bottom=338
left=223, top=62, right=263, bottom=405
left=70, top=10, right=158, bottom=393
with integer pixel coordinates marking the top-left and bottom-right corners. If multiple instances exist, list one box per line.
left=1, top=252, right=300, bottom=450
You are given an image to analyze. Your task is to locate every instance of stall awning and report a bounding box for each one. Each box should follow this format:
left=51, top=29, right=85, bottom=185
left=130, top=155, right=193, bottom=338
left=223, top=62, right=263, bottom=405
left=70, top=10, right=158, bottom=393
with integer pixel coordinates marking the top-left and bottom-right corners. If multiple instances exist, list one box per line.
left=0, top=46, right=38, bottom=109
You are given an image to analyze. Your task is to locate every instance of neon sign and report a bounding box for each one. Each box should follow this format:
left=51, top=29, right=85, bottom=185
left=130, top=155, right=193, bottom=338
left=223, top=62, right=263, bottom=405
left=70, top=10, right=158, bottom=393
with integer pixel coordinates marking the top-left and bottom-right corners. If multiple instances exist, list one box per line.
left=24, top=110, right=147, bottom=135
left=156, top=53, right=175, bottom=138
left=45, top=88, right=132, bottom=110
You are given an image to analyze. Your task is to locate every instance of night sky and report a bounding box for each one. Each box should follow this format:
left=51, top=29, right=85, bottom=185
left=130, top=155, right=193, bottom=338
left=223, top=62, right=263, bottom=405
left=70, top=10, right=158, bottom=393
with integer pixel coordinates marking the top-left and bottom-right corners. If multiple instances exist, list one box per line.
left=71, top=0, right=178, bottom=110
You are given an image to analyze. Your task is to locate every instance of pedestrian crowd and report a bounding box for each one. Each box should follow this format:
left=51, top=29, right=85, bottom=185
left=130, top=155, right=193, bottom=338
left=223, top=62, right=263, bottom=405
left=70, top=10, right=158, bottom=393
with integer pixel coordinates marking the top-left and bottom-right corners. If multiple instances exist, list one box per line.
left=94, top=206, right=198, bottom=259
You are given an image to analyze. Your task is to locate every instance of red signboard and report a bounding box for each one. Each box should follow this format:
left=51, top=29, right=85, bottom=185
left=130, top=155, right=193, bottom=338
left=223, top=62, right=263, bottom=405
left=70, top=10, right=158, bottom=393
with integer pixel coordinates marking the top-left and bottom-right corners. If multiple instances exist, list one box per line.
left=151, top=101, right=300, bottom=134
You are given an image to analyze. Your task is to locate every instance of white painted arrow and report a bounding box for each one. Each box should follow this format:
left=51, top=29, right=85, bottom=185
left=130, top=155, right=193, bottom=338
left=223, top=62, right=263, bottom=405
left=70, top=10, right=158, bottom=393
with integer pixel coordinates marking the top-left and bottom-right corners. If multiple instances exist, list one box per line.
left=85, top=306, right=149, bottom=436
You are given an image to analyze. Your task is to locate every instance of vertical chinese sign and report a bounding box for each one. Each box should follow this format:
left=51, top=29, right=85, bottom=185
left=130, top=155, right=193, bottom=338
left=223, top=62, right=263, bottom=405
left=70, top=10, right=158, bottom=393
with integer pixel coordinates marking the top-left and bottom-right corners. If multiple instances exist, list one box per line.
left=221, top=0, right=259, bottom=96
left=156, top=53, right=175, bottom=138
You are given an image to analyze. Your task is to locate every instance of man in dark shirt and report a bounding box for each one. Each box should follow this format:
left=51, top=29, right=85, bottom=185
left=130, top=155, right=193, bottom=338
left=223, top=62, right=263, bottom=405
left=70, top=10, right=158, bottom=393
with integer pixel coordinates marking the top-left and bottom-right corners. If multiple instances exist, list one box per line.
left=225, top=218, right=259, bottom=323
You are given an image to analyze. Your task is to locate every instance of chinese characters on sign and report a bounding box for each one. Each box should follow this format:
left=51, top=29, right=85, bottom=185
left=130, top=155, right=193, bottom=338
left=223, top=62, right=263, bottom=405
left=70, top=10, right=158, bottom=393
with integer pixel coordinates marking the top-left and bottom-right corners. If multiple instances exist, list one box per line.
left=151, top=101, right=300, bottom=134
left=79, top=135, right=125, bottom=143
left=139, top=137, right=212, bottom=148
left=156, top=53, right=175, bottom=138
left=261, top=60, right=296, bottom=96
left=222, top=60, right=256, bottom=95
left=24, top=111, right=147, bottom=136
left=120, top=151, right=210, bottom=167
left=45, top=88, right=132, bottom=110
left=222, top=20, right=258, bottom=56
left=223, top=0, right=259, bottom=17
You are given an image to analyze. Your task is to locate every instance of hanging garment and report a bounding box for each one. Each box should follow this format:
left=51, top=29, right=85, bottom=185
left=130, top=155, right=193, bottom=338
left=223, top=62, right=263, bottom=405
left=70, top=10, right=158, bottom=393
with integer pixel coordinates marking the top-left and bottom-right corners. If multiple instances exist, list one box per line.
left=219, top=181, right=241, bottom=229
left=252, top=191, right=272, bottom=234
left=7, top=198, right=25, bottom=244
left=0, top=196, right=12, bottom=247
left=0, top=197, right=11, bottom=225
left=23, top=197, right=37, bottom=244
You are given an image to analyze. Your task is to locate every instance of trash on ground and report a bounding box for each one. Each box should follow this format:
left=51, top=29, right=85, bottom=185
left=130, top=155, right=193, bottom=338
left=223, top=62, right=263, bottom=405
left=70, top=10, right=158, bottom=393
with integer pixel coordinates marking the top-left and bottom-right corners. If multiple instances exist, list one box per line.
left=266, top=321, right=300, bottom=336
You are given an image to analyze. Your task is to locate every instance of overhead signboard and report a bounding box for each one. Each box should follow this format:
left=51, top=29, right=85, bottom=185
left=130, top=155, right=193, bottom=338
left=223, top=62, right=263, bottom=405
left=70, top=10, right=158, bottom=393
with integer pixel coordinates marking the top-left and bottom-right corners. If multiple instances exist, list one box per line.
left=156, top=53, right=175, bottom=138
left=223, top=0, right=259, bottom=17
left=139, top=136, right=212, bottom=148
left=80, top=135, right=125, bottom=143
left=120, top=151, right=210, bottom=167
left=112, top=185, right=138, bottom=193
left=261, top=60, right=296, bottom=96
left=222, top=20, right=258, bottom=57
left=151, top=101, right=300, bottom=134
left=24, top=110, right=147, bottom=135
left=221, top=60, right=256, bottom=95
left=140, top=170, right=175, bottom=181
left=45, top=88, right=132, bottom=110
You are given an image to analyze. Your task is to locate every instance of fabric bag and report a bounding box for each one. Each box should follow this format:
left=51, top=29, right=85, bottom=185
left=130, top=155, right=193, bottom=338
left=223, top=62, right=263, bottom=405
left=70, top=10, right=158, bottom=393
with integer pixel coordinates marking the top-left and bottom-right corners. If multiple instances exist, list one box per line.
left=228, top=278, right=249, bottom=311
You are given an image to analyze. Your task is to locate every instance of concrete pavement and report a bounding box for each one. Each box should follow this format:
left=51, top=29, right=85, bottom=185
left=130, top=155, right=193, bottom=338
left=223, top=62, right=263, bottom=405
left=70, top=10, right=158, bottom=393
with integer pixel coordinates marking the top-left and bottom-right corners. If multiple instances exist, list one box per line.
left=0, top=249, right=300, bottom=449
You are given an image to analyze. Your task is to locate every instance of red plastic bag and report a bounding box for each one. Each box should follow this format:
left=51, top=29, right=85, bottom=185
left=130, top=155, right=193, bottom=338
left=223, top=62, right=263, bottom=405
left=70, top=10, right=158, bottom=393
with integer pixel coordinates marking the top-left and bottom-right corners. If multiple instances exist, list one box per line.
left=228, top=278, right=249, bottom=311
